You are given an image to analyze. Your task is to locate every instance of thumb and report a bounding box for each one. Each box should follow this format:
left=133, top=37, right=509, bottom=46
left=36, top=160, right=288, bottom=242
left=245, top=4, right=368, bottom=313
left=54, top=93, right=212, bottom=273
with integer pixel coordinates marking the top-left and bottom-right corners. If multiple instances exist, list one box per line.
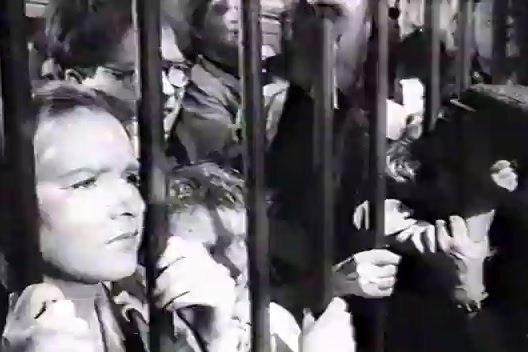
left=353, top=201, right=369, bottom=230
left=449, top=216, right=469, bottom=243
left=11, top=283, right=65, bottom=321
left=435, top=219, right=452, bottom=253
left=354, top=249, right=401, bottom=266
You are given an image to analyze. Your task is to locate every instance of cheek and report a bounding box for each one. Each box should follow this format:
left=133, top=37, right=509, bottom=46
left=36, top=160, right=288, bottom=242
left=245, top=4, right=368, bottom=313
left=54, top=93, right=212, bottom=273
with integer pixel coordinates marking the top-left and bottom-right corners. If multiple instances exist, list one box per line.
left=111, top=81, right=138, bottom=102
left=38, top=185, right=112, bottom=233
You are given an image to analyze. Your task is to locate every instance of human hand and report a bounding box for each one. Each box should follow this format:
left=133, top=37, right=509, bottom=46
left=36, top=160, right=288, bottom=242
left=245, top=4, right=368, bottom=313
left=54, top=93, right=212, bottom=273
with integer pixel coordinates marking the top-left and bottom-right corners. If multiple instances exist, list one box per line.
left=490, top=160, right=518, bottom=192
left=393, top=221, right=438, bottom=254
left=155, top=236, right=237, bottom=350
left=435, top=216, right=489, bottom=308
left=333, top=249, right=401, bottom=298
left=353, top=199, right=417, bottom=236
left=2, top=283, right=95, bottom=352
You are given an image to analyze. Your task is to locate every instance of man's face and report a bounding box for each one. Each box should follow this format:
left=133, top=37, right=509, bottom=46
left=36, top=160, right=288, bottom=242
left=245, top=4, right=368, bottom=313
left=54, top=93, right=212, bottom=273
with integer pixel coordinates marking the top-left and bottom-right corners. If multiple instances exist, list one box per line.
left=169, top=204, right=248, bottom=284
left=35, top=107, right=145, bottom=283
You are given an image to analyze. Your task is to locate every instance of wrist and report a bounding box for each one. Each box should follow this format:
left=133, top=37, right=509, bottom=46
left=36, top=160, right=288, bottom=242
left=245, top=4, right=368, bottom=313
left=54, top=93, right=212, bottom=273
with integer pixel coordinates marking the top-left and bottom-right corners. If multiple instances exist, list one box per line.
left=452, top=256, right=487, bottom=310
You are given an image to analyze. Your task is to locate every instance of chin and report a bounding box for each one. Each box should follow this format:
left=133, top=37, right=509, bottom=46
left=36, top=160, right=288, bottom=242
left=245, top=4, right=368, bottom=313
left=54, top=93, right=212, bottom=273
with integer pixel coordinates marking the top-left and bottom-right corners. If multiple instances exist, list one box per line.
left=69, top=256, right=139, bottom=283
left=102, top=256, right=139, bottom=281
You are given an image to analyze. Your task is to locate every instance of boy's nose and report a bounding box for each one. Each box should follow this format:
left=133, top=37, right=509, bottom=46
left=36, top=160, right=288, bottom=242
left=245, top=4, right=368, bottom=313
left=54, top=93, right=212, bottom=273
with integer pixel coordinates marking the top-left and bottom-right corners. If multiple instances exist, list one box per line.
left=162, top=72, right=175, bottom=97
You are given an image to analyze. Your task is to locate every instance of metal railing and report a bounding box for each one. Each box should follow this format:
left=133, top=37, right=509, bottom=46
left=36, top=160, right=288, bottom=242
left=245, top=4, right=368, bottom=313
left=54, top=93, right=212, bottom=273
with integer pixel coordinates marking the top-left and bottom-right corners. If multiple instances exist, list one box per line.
left=0, top=0, right=515, bottom=351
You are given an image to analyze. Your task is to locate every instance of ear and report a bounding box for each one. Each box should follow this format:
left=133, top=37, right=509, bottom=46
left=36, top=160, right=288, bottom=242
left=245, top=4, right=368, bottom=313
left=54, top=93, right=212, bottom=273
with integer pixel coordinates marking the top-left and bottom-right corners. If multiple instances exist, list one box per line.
left=63, top=68, right=84, bottom=84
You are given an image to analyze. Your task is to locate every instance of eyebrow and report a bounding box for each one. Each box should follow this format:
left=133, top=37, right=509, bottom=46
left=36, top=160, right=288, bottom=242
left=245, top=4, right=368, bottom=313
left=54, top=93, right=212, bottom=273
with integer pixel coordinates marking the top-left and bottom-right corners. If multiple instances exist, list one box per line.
left=58, top=167, right=108, bottom=180
left=104, top=63, right=136, bottom=73
left=161, top=59, right=189, bottom=71
left=125, top=163, right=140, bottom=174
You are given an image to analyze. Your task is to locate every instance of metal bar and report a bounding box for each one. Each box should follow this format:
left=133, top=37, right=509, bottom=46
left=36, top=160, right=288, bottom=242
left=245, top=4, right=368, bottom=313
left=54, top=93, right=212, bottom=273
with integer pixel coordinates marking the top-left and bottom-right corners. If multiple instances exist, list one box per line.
left=135, top=0, right=167, bottom=350
left=0, top=0, right=42, bottom=292
left=370, top=1, right=388, bottom=352
left=310, top=4, right=335, bottom=317
left=511, top=0, right=528, bottom=84
left=491, top=0, right=508, bottom=83
left=0, top=69, right=4, bottom=160
left=240, top=0, right=271, bottom=351
left=455, top=0, right=474, bottom=95
left=424, top=0, right=441, bottom=132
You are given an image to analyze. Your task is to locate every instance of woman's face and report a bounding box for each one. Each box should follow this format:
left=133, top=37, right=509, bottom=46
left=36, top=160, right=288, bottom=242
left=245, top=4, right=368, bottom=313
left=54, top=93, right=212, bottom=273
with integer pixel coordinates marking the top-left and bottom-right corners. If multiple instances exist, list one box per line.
left=200, top=0, right=284, bottom=66
left=169, top=204, right=248, bottom=284
left=200, top=0, right=241, bottom=65
left=35, top=107, right=145, bottom=283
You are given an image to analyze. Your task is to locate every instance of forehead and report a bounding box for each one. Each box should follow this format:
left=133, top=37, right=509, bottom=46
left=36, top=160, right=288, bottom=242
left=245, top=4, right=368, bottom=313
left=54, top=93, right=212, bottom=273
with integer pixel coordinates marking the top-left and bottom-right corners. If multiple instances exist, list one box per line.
left=169, top=205, right=246, bottom=246
left=169, top=206, right=218, bottom=246
left=110, top=28, right=137, bottom=71
left=161, top=25, right=186, bottom=63
left=110, top=26, right=185, bottom=69
left=35, top=107, right=135, bottom=180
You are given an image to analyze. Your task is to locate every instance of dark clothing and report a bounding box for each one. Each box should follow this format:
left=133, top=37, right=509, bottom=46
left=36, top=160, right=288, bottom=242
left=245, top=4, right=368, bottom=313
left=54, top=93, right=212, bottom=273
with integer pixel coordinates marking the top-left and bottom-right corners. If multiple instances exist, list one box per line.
left=266, top=81, right=521, bottom=352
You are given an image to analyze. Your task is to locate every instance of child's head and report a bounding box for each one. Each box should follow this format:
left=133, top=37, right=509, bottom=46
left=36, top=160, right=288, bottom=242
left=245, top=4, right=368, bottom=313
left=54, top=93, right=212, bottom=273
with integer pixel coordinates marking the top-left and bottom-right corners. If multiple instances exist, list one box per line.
left=167, top=162, right=247, bottom=282
left=33, top=81, right=145, bottom=283
left=172, top=0, right=294, bottom=68
left=45, top=0, right=188, bottom=114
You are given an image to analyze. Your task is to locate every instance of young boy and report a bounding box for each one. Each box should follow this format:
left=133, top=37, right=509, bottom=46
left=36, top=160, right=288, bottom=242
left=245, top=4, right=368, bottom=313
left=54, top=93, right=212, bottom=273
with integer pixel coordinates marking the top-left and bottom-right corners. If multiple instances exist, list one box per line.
left=166, top=161, right=402, bottom=350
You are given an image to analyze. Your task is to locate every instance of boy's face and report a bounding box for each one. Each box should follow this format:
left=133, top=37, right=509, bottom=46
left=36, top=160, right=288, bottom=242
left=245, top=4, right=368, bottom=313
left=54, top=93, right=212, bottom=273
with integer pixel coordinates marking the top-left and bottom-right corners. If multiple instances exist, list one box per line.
left=35, top=107, right=145, bottom=283
left=82, top=25, right=188, bottom=117
left=169, top=204, right=248, bottom=283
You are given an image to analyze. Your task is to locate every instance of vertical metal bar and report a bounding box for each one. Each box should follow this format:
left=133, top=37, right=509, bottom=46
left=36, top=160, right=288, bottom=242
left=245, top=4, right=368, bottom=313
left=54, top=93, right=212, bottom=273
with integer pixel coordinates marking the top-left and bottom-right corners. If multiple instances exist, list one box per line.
left=310, top=5, right=335, bottom=317
left=455, top=0, right=474, bottom=95
left=0, top=69, right=4, bottom=160
left=370, top=1, right=388, bottom=352
left=240, top=1, right=271, bottom=351
left=492, top=0, right=508, bottom=83
left=0, top=0, right=42, bottom=292
left=511, top=0, right=528, bottom=84
left=424, top=0, right=441, bottom=132
left=135, top=0, right=167, bottom=350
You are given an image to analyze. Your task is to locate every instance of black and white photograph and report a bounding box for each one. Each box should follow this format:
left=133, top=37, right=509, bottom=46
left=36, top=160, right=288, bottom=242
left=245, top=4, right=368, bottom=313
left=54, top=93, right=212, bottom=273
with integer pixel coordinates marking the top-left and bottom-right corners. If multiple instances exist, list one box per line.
left=0, top=0, right=527, bottom=351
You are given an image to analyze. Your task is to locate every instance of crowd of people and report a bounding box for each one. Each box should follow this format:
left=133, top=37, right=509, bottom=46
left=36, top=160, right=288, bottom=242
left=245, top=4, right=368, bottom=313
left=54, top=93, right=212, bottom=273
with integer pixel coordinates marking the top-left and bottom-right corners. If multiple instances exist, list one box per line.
left=1, top=0, right=528, bottom=351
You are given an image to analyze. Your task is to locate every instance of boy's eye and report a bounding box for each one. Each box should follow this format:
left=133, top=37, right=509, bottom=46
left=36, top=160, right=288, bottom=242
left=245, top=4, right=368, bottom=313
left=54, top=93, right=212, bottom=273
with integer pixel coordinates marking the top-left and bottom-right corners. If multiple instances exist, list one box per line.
left=103, top=66, right=135, bottom=80
left=126, top=173, right=140, bottom=187
left=71, top=177, right=98, bottom=189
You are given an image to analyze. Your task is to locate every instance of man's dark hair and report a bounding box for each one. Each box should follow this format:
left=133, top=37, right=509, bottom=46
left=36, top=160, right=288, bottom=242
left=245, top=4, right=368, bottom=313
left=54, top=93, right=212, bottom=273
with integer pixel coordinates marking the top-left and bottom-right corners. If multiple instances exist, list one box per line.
left=44, top=0, right=133, bottom=70
left=167, top=161, right=245, bottom=213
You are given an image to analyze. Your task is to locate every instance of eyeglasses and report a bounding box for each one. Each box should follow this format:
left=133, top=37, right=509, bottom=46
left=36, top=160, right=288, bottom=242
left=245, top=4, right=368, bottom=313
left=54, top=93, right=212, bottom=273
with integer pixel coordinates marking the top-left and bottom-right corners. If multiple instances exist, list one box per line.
left=100, top=66, right=136, bottom=81
left=162, top=61, right=191, bottom=88
left=101, top=61, right=191, bottom=88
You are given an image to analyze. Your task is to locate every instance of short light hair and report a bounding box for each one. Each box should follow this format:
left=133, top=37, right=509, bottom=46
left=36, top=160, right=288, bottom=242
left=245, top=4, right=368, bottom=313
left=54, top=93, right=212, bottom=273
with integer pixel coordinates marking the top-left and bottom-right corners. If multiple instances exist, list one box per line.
left=167, top=161, right=245, bottom=213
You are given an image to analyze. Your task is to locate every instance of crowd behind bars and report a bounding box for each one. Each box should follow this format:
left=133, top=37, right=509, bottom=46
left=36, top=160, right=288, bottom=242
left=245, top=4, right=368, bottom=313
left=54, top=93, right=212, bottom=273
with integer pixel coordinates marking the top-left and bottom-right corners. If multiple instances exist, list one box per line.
left=2, top=0, right=528, bottom=351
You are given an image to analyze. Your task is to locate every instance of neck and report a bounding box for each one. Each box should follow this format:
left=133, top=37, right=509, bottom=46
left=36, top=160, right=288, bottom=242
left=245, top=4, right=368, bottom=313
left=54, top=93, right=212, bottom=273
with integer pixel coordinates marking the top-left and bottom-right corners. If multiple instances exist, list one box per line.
left=43, top=275, right=103, bottom=321
left=44, top=275, right=100, bottom=299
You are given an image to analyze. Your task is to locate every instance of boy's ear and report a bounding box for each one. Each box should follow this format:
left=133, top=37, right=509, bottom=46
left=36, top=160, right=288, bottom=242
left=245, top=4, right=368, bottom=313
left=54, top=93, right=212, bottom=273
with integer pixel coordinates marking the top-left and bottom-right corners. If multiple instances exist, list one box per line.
left=63, top=69, right=84, bottom=84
